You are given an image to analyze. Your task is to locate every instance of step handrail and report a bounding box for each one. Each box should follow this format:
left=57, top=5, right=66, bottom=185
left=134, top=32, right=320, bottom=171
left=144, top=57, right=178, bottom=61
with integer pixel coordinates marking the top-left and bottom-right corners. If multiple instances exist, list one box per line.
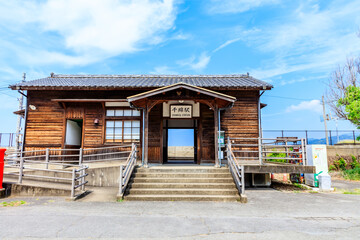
left=118, top=143, right=137, bottom=198
left=226, top=138, right=245, bottom=195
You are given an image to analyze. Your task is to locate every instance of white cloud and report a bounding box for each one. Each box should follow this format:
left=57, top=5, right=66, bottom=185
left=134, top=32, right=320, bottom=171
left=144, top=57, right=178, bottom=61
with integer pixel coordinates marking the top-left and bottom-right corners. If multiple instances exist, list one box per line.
left=237, top=1, right=360, bottom=81
left=177, top=52, right=211, bottom=70
left=286, top=100, right=322, bottom=114
left=150, top=66, right=178, bottom=74
left=0, top=0, right=179, bottom=66
left=213, top=38, right=242, bottom=53
left=207, top=0, right=280, bottom=14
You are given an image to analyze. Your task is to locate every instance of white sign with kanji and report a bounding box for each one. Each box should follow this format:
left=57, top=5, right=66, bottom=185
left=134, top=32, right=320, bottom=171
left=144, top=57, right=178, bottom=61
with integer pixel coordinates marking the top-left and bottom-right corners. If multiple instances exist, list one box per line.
left=170, top=105, right=192, bottom=118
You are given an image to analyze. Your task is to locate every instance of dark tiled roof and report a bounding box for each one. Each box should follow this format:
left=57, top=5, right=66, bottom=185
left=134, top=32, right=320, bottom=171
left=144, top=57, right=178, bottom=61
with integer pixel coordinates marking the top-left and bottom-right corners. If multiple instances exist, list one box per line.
left=10, top=74, right=273, bottom=90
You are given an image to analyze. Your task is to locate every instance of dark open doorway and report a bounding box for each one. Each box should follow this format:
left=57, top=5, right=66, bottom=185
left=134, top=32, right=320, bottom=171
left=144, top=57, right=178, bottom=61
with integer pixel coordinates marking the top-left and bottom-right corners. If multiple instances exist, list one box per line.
left=163, top=119, right=197, bottom=164
left=64, top=119, right=83, bottom=149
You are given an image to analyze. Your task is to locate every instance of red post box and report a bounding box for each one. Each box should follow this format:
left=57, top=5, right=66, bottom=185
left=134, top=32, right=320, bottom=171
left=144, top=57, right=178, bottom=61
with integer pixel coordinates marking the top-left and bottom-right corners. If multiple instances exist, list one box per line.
left=0, top=148, right=6, bottom=189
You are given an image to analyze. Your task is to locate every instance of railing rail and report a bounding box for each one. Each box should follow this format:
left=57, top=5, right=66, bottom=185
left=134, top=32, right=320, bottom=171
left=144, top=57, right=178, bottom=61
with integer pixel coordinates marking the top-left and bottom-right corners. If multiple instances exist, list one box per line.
left=118, top=143, right=137, bottom=198
left=227, top=137, right=307, bottom=165
left=3, top=144, right=136, bottom=199
left=226, top=138, right=245, bottom=195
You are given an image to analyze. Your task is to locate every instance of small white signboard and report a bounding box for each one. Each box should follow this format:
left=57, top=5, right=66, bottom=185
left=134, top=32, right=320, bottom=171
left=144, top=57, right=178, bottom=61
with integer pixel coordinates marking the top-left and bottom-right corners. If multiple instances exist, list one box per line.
left=170, top=105, right=192, bottom=118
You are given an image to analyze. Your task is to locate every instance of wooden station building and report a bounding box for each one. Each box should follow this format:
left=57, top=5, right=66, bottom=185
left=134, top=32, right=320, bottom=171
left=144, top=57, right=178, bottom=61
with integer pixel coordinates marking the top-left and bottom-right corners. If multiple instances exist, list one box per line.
left=10, top=74, right=273, bottom=166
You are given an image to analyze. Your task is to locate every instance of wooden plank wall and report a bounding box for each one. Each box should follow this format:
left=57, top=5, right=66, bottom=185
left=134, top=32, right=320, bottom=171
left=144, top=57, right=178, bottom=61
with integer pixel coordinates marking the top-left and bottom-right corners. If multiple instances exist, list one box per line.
left=25, top=92, right=64, bottom=149
left=221, top=90, right=259, bottom=139
left=200, top=104, right=215, bottom=163
left=148, top=104, right=162, bottom=163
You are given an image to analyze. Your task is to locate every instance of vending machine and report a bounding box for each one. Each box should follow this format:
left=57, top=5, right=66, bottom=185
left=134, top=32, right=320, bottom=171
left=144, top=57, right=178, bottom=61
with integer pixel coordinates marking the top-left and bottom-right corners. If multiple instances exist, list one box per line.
left=305, top=145, right=328, bottom=187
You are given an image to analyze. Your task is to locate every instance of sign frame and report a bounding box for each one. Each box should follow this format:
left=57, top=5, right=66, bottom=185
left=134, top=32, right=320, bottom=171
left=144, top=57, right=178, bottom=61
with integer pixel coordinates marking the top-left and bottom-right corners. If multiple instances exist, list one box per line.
left=170, top=104, right=192, bottom=119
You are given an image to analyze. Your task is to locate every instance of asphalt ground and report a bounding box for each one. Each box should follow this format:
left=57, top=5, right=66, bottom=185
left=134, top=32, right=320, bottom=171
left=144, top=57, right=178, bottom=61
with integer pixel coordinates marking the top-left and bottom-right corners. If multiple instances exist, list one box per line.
left=1, top=187, right=359, bottom=240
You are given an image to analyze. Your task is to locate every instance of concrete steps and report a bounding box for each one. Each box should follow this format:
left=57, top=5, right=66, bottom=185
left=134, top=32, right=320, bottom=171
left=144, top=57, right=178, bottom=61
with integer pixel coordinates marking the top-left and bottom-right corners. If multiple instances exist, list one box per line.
left=124, top=166, right=241, bottom=202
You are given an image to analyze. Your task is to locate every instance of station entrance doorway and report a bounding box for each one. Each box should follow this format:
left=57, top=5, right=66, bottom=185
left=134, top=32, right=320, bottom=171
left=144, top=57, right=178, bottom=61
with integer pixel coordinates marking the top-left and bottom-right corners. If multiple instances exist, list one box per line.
left=163, top=119, right=197, bottom=164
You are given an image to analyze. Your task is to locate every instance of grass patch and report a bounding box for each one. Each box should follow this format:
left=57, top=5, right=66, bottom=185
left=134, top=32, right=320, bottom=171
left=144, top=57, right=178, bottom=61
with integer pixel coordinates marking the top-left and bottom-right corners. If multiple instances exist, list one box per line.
left=117, top=198, right=124, bottom=202
left=309, top=190, right=319, bottom=194
left=342, top=167, right=360, bottom=181
left=293, top=183, right=308, bottom=190
left=1, top=201, right=27, bottom=207
left=342, top=189, right=360, bottom=195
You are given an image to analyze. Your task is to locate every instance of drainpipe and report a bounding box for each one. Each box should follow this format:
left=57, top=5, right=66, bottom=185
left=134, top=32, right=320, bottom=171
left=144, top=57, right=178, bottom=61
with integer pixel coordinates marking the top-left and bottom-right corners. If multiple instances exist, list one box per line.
left=258, top=91, right=265, bottom=138
left=219, top=102, right=234, bottom=167
left=16, top=89, right=28, bottom=154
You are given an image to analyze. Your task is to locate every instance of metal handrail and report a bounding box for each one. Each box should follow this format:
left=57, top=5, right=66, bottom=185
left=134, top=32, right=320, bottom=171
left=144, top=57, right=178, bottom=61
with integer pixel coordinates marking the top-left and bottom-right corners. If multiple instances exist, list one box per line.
left=118, top=143, right=137, bottom=198
left=226, top=139, right=245, bottom=195
left=228, top=137, right=307, bottom=165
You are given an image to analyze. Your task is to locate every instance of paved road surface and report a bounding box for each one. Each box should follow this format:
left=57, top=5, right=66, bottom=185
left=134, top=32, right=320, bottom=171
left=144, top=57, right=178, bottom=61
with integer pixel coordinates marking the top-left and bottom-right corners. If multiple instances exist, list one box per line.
left=1, top=189, right=359, bottom=239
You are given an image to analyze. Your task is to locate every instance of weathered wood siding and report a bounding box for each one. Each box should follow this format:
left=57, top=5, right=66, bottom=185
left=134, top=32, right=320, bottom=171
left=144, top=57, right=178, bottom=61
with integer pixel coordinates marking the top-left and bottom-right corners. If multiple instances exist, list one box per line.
left=148, top=104, right=162, bottom=163
left=200, top=104, right=215, bottom=163
left=25, top=91, right=64, bottom=148
left=221, top=90, right=259, bottom=139
left=24, top=89, right=260, bottom=163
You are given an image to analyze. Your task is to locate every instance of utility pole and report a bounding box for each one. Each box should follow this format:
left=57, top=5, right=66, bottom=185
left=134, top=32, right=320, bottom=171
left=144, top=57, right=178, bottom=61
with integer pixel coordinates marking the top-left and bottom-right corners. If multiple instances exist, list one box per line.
left=322, top=96, right=329, bottom=145
left=15, top=73, right=25, bottom=152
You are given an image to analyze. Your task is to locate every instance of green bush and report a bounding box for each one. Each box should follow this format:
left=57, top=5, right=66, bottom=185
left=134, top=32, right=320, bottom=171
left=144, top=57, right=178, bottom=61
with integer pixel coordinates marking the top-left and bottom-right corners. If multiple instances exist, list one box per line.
left=350, top=155, right=360, bottom=169
left=334, top=158, right=347, bottom=171
left=342, top=167, right=360, bottom=181
left=329, top=164, right=337, bottom=171
left=267, top=149, right=286, bottom=163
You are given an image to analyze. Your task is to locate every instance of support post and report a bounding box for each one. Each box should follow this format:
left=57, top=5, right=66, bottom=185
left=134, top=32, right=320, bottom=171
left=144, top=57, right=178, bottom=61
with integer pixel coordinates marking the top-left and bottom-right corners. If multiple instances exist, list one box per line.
left=81, top=168, right=85, bottom=191
left=258, top=137, right=262, bottom=165
left=241, top=165, right=245, bottom=194
left=70, top=168, right=76, bottom=198
left=79, top=148, right=83, bottom=166
left=214, top=106, right=219, bottom=167
left=322, top=96, right=329, bottom=145
left=45, top=148, right=49, bottom=169
left=144, top=107, right=149, bottom=168
left=119, top=165, right=123, bottom=196
left=18, top=155, right=24, bottom=184
left=301, top=139, right=305, bottom=165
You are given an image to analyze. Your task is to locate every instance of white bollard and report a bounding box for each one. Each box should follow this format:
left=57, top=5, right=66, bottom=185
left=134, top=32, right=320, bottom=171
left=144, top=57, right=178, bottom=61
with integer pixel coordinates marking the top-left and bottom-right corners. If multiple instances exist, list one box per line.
left=318, top=173, right=332, bottom=191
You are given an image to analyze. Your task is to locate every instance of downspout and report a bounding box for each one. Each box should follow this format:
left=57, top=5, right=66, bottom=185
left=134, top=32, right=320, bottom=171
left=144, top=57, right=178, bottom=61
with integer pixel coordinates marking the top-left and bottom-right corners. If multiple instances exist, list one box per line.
left=218, top=102, right=235, bottom=167
left=258, top=91, right=265, bottom=138
left=17, top=89, right=28, bottom=153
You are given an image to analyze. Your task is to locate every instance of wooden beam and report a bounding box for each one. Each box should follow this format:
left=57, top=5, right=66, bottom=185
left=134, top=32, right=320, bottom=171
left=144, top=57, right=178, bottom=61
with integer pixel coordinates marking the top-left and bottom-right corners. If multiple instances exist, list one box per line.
left=51, top=99, right=127, bottom=102
left=214, top=105, right=219, bottom=167
left=144, top=106, right=149, bottom=167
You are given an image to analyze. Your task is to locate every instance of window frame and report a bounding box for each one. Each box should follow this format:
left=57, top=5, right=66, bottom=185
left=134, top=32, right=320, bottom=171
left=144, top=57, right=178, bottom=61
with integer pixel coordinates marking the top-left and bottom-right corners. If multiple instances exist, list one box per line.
left=104, top=107, right=142, bottom=144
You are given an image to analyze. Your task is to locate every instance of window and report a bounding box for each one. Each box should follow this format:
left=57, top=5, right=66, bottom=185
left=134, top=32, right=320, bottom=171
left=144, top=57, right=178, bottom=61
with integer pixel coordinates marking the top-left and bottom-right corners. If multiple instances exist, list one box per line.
left=105, top=108, right=141, bottom=143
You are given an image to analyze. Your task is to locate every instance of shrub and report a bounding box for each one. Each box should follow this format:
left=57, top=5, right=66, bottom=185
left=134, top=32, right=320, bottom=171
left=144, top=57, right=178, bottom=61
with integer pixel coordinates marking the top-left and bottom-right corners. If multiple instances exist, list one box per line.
left=350, top=155, right=360, bottom=169
left=334, top=158, right=347, bottom=171
left=267, top=149, right=286, bottom=163
left=342, top=167, right=360, bottom=181
left=329, top=164, right=337, bottom=171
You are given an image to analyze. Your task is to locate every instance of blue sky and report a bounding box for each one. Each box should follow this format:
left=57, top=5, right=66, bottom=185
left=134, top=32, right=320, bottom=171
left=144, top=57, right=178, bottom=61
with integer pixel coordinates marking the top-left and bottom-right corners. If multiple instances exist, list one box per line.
left=0, top=0, right=360, bottom=134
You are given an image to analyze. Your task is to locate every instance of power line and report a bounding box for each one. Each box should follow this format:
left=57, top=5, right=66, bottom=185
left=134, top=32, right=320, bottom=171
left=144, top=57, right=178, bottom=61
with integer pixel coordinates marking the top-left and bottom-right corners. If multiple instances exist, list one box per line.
left=262, top=95, right=315, bottom=101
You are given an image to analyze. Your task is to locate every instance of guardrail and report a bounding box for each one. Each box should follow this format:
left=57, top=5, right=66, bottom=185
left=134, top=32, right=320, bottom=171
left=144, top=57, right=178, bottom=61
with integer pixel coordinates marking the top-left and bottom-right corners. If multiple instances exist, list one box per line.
left=118, top=143, right=137, bottom=198
left=3, top=144, right=137, bottom=199
left=228, top=137, right=307, bottom=165
left=0, top=133, right=17, bottom=147
left=4, top=157, right=88, bottom=199
left=4, top=144, right=133, bottom=166
left=226, top=139, right=245, bottom=195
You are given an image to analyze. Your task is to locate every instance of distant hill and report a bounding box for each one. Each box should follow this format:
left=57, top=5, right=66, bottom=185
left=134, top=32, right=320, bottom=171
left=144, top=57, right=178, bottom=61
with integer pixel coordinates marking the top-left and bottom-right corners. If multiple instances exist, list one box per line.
left=308, top=133, right=357, bottom=145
